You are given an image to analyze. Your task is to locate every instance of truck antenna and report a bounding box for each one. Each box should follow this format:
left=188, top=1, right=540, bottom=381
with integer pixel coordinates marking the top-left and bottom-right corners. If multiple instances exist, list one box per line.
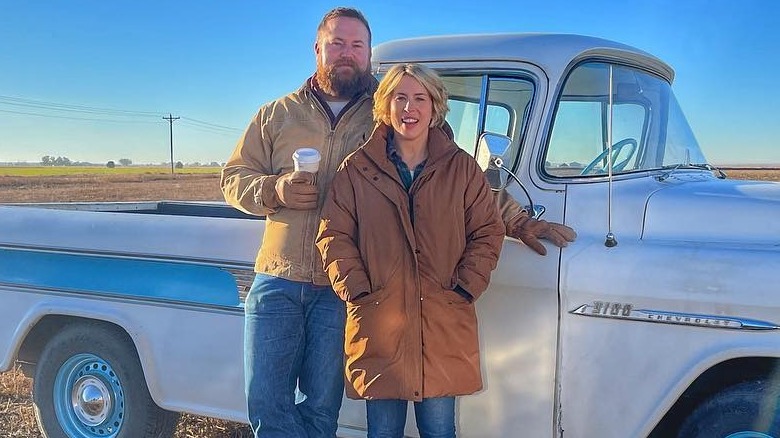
left=605, top=66, right=618, bottom=248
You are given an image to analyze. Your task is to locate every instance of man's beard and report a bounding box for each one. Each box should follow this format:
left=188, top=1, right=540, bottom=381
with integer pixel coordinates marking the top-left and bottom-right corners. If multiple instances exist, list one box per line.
left=315, top=59, right=371, bottom=99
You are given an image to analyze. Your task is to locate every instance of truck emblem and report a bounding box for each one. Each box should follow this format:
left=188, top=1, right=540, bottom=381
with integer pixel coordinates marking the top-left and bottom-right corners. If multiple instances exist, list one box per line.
left=571, top=301, right=780, bottom=331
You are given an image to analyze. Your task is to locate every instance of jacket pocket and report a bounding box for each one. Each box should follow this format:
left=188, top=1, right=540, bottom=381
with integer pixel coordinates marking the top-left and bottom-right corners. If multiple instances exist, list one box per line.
left=347, top=286, right=390, bottom=307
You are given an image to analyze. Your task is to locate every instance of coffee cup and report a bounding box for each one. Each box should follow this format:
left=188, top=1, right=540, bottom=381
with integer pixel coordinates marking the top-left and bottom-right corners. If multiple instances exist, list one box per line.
left=293, top=148, right=321, bottom=173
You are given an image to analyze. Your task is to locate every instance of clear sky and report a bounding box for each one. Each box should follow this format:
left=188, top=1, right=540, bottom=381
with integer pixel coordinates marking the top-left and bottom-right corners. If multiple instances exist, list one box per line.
left=1, top=0, right=778, bottom=166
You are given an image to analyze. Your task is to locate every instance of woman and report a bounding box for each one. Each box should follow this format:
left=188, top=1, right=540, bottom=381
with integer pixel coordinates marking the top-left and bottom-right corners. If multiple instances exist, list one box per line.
left=316, top=63, right=504, bottom=437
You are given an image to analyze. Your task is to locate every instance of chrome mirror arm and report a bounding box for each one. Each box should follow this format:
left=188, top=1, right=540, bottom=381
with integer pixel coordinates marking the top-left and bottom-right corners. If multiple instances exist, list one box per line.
left=491, top=156, right=545, bottom=220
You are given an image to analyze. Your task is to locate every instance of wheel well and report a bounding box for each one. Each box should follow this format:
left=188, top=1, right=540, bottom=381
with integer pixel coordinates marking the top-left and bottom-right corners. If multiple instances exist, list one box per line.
left=648, top=356, right=780, bottom=437
left=16, top=315, right=136, bottom=377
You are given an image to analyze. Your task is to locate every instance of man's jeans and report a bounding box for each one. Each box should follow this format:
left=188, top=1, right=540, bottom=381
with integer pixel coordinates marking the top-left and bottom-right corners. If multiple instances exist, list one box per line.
left=366, top=397, right=456, bottom=438
left=244, top=273, right=346, bottom=437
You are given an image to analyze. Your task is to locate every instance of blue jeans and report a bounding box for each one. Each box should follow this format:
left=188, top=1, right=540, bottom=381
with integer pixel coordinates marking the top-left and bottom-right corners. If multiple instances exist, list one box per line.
left=244, top=273, right=346, bottom=437
left=366, top=397, right=456, bottom=438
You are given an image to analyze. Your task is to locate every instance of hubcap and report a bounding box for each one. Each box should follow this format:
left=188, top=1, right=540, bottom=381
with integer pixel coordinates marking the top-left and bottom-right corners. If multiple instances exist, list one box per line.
left=72, top=375, right=112, bottom=426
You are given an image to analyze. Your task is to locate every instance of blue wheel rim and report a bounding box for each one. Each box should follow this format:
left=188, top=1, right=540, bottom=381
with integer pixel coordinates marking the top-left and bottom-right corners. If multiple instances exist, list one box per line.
left=53, top=353, right=125, bottom=437
left=726, top=433, right=774, bottom=438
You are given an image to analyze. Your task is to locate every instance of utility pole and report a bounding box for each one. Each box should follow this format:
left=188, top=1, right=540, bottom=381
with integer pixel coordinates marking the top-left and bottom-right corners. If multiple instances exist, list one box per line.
left=163, top=114, right=180, bottom=174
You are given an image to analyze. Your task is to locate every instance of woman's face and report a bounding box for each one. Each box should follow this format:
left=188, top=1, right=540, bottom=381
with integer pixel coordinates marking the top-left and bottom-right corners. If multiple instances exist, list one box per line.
left=389, top=75, right=433, bottom=144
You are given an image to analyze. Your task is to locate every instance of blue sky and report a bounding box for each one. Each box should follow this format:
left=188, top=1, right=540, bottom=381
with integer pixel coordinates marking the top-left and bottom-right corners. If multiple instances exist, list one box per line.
left=1, top=0, right=778, bottom=165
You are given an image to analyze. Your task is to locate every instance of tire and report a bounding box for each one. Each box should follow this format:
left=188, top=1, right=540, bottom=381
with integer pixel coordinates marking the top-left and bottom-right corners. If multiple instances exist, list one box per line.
left=678, top=380, right=780, bottom=438
left=32, top=322, right=179, bottom=438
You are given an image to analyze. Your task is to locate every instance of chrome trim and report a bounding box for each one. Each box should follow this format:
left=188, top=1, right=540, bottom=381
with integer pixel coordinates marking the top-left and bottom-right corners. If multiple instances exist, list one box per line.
left=571, top=303, right=780, bottom=331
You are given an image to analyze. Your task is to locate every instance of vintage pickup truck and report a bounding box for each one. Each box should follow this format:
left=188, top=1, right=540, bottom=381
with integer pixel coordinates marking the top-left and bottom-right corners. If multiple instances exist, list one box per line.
left=2, top=33, right=779, bottom=438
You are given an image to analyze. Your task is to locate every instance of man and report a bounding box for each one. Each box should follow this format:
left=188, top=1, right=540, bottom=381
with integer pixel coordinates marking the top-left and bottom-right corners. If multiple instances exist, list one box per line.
left=221, top=8, right=374, bottom=438
left=221, top=7, right=575, bottom=437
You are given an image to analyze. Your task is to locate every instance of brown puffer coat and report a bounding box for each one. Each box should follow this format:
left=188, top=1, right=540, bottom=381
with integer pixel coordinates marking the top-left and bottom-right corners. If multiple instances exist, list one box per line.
left=316, top=123, right=504, bottom=401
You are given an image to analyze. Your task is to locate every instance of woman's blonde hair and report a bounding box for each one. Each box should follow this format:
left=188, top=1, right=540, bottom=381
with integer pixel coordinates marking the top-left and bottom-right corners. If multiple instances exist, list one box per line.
left=373, top=63, right=449, bottom=128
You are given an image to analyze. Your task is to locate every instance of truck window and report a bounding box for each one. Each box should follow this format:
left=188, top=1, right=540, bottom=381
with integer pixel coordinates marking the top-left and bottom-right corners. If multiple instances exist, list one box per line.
left=547, top=100, right=645, bottom=176
left=543, top=62, right=708, bottom=178
left=442, top=75, right=533, bottom=159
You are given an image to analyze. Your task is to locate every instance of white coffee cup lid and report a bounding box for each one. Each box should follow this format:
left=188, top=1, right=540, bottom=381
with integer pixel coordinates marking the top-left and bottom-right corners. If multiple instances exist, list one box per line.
left=293, top=148, right=321, bottom=164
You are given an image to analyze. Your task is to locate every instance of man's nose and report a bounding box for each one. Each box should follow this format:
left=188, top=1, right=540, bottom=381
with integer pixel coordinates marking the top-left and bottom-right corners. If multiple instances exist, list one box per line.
left=339, top=45, right=356, bottom=58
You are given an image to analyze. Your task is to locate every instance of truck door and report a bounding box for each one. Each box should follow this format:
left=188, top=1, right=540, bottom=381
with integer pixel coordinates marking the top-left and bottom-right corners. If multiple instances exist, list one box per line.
left=446, top=72, right=560, bottom=438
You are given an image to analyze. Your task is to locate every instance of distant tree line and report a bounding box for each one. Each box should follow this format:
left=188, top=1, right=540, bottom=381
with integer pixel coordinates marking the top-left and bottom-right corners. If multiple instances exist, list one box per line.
left=40, top=155, right=80, bottom=166
left=40, top=156, right=224, bottom=168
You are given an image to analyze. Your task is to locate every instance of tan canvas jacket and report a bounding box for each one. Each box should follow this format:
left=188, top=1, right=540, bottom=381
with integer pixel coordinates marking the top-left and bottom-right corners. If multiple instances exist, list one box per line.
left=221, top=78, right=376, bottom=285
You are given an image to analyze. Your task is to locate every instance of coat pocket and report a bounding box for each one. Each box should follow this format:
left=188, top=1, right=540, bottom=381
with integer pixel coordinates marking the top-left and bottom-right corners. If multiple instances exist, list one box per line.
left=347, top=286, right=390, bottom=307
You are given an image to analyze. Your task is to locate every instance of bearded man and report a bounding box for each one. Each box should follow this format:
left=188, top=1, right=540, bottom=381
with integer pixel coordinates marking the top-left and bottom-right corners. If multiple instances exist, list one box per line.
left=221, top=7, right=376, bottom=438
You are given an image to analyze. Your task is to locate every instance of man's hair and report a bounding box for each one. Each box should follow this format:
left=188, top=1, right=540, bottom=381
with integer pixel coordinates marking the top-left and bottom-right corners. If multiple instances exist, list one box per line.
left=373, top=63, right=449, bottom=128
left=317, top=7, right=372, bottom=45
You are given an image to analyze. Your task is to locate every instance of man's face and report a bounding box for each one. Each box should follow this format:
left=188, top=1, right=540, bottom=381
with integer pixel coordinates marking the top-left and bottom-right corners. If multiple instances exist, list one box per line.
left=314, top=16, right=371, bottom=99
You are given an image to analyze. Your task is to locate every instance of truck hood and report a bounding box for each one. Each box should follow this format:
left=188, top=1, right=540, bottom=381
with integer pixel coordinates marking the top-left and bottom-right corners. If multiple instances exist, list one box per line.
left=642, top=177, right=780, bottom=245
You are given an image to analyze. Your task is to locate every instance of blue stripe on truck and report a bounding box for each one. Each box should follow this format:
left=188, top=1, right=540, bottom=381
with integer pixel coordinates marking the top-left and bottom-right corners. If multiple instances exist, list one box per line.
left=0, top=248, right=240, bottom=307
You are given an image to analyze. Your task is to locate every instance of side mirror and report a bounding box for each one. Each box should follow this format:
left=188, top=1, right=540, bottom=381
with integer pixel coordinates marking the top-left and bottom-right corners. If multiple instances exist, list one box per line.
left=476, top=132, right=545, bottom=220
left=476, top=132, right=512, bottom=190
left=476, top=132, right=512, bottom=171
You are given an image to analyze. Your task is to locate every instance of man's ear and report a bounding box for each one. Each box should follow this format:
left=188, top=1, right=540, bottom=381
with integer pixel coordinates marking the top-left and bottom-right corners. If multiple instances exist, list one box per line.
left=314, top=40, right=321, bottom=56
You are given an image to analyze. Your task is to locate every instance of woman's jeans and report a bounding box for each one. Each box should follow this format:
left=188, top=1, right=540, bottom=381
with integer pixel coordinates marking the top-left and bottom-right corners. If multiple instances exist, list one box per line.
left=244, top=273, right=346, bottom=438
left=366, top=397, right=457, bottom=438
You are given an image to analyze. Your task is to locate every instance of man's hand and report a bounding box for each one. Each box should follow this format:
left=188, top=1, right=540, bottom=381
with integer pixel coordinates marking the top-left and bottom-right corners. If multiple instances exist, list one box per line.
left=509, top=216, right=577, bottom=256
left=274, top=171, right=318, bottom=210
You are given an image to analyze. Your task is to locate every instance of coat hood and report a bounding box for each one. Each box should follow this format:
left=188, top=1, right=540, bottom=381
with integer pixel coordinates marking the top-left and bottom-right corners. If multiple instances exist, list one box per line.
left=642, top=177, right=780, bottom=245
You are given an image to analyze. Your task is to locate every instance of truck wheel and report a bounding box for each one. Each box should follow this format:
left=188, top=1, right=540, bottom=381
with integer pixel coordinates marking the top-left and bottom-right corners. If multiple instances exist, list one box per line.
left=678, top=380, right=780, bottom=438
left=32, top=322, right=179, bottom=438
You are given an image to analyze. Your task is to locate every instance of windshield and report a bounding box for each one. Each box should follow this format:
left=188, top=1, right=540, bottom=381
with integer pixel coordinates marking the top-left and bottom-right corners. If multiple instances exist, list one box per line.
left=544, top=62, right=707, bottom=178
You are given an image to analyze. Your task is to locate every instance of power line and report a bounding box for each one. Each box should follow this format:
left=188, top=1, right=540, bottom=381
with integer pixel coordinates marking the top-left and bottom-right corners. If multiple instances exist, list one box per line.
left=0, top=94, right=162, bottom=117
left=178, top=121, right=241, bottom=137
left=0, top=108, right=160, bottom=124
left=180, top=116, right=242, bottom=132
left=0, top=95, right=242, bottom=135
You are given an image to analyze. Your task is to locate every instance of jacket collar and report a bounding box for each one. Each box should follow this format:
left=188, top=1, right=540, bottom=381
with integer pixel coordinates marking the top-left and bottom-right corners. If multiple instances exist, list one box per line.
left=299, top=75, right=378, bottom=127
left=361, top=123, right=458, bottom=174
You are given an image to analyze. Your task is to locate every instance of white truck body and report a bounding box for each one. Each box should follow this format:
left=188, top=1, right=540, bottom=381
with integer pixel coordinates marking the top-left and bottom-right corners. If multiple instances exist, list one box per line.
left=2, top=34, right=779, bottom=438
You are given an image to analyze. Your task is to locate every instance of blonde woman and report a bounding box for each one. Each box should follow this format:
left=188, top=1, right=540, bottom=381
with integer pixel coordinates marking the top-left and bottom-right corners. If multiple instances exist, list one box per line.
left=317, top=63, right=504, bottom=437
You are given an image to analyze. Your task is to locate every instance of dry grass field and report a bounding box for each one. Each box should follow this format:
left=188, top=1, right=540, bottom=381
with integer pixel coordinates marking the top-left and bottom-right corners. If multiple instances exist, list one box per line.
left=0, top=168, right=778, bottom=437
left=0, top=173, right=223, bottom=204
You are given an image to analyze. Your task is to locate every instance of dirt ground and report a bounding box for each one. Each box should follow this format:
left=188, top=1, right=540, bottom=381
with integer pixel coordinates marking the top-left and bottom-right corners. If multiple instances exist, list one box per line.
left=1, top=169, right=778, bottom=437
left=0, top=173, right=224, bottom=203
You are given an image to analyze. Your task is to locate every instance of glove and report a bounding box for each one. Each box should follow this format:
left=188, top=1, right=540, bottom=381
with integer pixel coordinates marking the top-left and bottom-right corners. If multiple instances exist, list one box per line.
left=274, top=171, right=318, bottom=210
left=509, top=216, right=577, bottom=256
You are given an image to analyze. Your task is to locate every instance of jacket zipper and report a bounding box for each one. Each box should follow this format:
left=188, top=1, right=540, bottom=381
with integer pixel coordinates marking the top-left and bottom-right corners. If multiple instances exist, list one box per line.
left=306, top=92, right=369, bottom=280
